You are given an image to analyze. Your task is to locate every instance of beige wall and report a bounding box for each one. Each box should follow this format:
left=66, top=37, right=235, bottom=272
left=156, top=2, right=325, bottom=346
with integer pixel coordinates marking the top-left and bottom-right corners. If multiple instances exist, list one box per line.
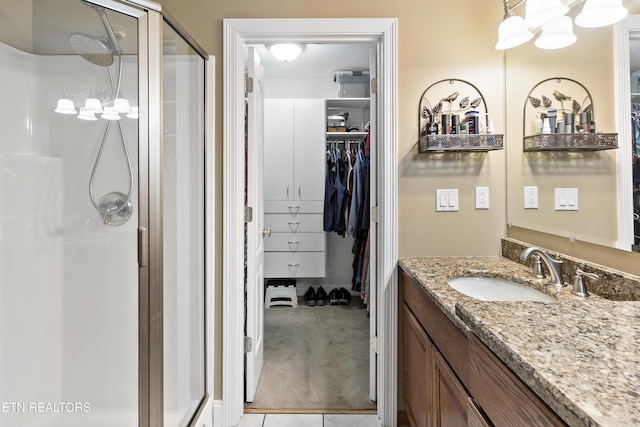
left=159, top=0, right=506, bottom=400
left=0, top=0, right=33, bottom=52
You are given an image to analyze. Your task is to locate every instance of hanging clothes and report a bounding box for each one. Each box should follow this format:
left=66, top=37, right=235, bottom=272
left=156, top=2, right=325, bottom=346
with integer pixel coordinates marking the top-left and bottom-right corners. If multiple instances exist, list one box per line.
left=323, top=149, right=337, bottom=232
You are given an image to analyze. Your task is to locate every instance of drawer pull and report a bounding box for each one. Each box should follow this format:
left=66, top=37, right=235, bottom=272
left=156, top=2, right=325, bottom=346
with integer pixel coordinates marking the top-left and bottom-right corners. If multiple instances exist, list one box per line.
left=288, top=221, right=300, bottom=225
left=288, top=241, right=300, bottom=244
left=288, top=263, right=300, bottom=267
left=288, top=205, right=300, bottom=210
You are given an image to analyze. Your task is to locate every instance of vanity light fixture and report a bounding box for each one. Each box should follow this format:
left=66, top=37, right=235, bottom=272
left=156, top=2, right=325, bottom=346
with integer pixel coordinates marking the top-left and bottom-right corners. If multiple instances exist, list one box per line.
left=496, top=0, right=628, bottom=50
left=268, top=43, right=305, bottom=62
left=574, top=0, right=628, bottom=28
left=495, top=0, right=534, bottom=50
left=54, top=89, right=137, bottom=121
left=524, top=0, right=569, bottom=28
left=535, top=16, right=577, bottom=49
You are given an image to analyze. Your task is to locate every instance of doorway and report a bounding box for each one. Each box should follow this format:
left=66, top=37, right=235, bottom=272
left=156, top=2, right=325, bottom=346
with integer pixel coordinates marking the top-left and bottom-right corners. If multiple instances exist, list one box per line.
left=222, top=18, right=398, bottom=427
left=245, top=42, right=376, bottom=411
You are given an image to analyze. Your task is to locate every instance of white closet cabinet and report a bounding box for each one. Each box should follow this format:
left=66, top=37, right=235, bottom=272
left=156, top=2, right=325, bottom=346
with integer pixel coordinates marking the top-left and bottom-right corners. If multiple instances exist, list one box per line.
left=263, top=98, right=326, bottom=278
left=264, top=98, right=325, bottom=201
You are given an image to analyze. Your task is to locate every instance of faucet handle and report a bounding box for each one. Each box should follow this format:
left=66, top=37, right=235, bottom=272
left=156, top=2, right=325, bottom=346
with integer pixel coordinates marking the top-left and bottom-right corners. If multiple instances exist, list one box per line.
left=532, top=254, right=546, bottom=279
left=571, top=269, right=599, bottom=297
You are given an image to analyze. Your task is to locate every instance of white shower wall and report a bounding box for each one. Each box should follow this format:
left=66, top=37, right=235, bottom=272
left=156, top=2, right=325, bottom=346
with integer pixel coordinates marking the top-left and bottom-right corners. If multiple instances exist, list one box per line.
left=0, top=42, right=138, bottom=426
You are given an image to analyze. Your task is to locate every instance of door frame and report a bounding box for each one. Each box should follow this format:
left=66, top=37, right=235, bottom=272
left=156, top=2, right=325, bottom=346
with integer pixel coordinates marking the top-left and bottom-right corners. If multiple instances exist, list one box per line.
left=222, top=18, right=398, bottom=427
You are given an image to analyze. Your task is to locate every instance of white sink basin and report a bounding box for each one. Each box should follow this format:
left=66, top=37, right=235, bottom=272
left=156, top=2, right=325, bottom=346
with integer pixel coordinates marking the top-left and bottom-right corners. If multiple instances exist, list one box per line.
left=448, top=277, right=555, bottom=302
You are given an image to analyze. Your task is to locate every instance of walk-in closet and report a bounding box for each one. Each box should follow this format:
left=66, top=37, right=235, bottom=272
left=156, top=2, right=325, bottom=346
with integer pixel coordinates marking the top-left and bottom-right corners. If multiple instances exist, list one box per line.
left=243, top=42, right=377, bottom=411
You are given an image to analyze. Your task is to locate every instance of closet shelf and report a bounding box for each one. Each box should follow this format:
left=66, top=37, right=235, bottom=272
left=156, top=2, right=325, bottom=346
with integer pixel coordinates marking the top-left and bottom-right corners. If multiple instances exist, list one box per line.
left=418, top=134, right=504, bottom=152
left=523, top=133, right=618, bottom=151
left=326, top=131, right=368, bottom=141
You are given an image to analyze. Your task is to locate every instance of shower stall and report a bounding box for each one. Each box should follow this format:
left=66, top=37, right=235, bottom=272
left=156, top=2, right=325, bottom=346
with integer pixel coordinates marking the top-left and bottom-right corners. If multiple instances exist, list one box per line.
left=0, top=0, right=213, bottom=426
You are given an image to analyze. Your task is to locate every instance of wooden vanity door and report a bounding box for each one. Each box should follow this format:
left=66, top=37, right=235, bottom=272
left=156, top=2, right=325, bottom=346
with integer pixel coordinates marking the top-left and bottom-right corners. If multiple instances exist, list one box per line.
left=403, top=304, right=436, bottom=427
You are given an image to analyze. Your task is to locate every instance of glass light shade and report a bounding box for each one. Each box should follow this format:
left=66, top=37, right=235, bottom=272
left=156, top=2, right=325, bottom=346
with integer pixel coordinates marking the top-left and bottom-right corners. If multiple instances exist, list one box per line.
left=495, top=15, right=534, bottom=50
left=535, top=16, right=577, bottom=49
left=101, top=107, right=121, bottom=121
left=524, top=0, right=570, bottom=28
left=83, top=97, right=103, bottom=113
left=574, top=0, right=628, bottom=28
left=55, top=98, right=77, bottom=114
left=268, top=44, right=304, bottom=62
left=126, top=106, right=139, bottom=119
left=113, top=97, right=131, bottom=113
left=77, top=108, right=97, bottom=121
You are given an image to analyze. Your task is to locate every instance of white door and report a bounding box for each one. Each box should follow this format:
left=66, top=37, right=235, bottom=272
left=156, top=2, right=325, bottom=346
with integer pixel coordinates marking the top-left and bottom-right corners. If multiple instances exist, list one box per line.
left=368, top=47, right=378, bottom=402
left=245, top=46, right=266, bottom=402
left=293, top=99, right=325, bottom=201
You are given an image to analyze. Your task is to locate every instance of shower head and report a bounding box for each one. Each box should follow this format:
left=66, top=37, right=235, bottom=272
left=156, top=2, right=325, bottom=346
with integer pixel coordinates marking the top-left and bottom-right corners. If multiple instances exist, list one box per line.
left=70, top=1, right=123, bottom=66
left=69, top=33, right=114, bottom=66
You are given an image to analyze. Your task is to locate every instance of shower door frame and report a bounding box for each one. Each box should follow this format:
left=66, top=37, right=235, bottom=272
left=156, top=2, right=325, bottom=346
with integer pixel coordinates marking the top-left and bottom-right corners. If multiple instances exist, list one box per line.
left=85, top=1, right=214, bottom=426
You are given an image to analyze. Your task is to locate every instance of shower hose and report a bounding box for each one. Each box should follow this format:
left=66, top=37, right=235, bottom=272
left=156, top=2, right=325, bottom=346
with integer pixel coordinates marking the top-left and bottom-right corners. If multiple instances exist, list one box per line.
left=88, top=55, right=134, bottom=225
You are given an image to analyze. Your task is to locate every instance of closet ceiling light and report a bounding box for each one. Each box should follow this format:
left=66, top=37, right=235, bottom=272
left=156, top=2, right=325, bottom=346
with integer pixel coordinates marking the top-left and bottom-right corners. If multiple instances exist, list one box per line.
left=268, top=44, right=305, bottom=62
left=574, top=0, right=628, bottom=28
left=496, top=0, right=628, bottom=50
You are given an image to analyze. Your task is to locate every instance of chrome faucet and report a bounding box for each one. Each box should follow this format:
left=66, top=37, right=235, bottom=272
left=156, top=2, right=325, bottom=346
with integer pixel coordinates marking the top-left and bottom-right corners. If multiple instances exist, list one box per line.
left=520, top=247, right=565, bottom=287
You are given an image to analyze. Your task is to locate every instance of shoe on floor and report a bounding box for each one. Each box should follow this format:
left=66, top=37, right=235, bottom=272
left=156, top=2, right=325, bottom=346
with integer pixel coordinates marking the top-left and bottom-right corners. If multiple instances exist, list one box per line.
left=316, top=286, right=328, bottom=306
left=328, top=288, right=340, bottom=305
left=339, top=287, right=352, bottom=305
left=304, top=286, right=317, bottom=306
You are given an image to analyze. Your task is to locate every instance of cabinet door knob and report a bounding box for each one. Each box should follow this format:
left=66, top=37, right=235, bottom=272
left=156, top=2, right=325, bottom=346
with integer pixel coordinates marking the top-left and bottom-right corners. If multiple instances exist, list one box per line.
left=261, top=228, right=272, bottom=237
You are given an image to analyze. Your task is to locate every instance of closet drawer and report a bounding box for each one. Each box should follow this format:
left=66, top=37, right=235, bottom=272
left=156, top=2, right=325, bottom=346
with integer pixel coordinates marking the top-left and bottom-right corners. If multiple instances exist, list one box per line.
left=264, top=200, right=323, bottom=214
left=264, top=232, right=326, bottom=252
left=264, top=252, right=326, bottom=278
left=264, top=213, right=323, bottom=233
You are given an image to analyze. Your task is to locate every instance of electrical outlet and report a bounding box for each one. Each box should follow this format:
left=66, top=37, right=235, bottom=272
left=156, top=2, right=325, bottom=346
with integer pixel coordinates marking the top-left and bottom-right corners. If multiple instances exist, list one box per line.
left=475, top=186, right=489, bottom=209
left=524, top=186, right=538, bottom=209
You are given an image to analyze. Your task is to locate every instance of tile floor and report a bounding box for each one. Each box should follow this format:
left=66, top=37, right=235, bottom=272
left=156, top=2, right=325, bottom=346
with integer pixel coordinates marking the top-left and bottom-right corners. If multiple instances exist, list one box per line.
left=237, top=413, right=381, bottom=427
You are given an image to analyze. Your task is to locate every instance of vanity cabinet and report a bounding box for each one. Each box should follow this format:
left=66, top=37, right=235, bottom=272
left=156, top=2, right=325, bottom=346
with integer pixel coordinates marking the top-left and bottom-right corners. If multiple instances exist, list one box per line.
left=400, top=269, right=566, bottom=427
left=402, top=270, right=487, bottom=427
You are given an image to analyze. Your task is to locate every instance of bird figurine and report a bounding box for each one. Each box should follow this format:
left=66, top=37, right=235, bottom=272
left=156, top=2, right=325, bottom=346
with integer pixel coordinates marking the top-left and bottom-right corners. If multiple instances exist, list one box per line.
left=441, top=91, right=459, bottom=103
left=459, top=96, right=469, bottom=109
left=470, top=97, right=482, bottom=109
left=553, top=90, right=571, bottom=102
left=528, top=96, right=541, bottom=108
left=541, top=95, right=553, bottom=108
left=572, top=99, right=581, bottom=115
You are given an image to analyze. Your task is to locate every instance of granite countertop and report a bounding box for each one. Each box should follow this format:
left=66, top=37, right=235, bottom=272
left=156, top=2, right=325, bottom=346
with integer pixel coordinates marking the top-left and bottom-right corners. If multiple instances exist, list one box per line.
left=399, top=257, right=640, bottom=427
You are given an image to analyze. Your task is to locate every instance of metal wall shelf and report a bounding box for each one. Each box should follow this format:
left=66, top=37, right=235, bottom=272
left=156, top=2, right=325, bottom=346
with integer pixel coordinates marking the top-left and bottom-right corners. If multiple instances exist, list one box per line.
left=523, top=133, right=618, bottom=151
left=418, top=134, right=504, bottom=152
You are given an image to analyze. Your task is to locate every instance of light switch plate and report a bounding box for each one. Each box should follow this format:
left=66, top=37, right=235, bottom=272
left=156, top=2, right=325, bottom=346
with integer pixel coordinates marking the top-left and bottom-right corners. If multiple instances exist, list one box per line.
left=524, top=186, right=538, bottom=209
left=475, top=186, right=489, bottom=210
left=555, top=188, right=578, bottom=211
left=436, top=189, right=459, bottom=212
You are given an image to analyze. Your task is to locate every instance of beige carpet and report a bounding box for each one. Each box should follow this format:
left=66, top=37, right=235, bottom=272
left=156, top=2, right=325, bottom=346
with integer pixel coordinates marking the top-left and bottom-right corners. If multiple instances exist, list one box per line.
left=245, top=296, right=376, bottom=411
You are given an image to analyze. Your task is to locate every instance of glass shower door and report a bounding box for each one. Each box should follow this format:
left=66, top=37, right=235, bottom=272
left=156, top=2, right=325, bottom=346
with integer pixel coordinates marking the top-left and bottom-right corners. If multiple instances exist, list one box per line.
left=161, top=20, right=207, bottom=427
left=0, top=1, right=140, bottom=426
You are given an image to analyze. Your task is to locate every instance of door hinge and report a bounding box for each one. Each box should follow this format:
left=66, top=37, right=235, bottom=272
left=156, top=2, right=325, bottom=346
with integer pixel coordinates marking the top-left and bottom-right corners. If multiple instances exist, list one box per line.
left=244, top=336, right=253, bottom=353
left=370, top=77, right=377, bottom=95
left=245, top=76, right=254, bottom=94
left=245, top=206, right=253, bottom=223
left=138, top=227, right=148, bottom=267
left=370, top=336, right=378, bottom=353
left=370, top=206, right=378, bottom=223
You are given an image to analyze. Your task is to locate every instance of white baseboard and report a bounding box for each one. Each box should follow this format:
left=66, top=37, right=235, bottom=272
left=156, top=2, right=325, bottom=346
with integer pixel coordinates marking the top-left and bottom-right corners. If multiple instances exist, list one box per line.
left=213, top=400, right=223, bottom=427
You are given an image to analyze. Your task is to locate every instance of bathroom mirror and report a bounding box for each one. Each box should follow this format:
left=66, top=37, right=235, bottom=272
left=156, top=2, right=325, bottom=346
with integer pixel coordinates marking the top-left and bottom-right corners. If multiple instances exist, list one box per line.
left=505, top=5, right=640, bottom=255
